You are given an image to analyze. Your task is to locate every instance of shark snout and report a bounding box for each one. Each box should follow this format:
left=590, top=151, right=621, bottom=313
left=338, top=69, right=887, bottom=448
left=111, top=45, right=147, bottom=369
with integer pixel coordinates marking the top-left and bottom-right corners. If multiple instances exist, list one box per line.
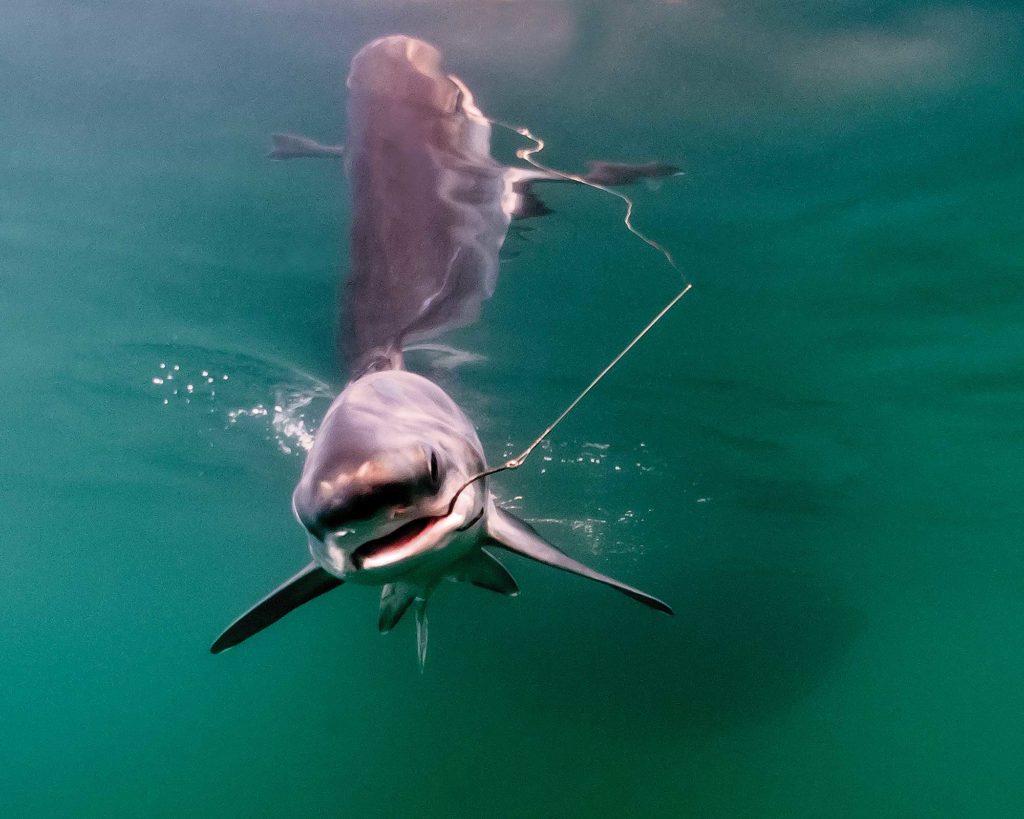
left=317, top=482, right=412, bottom=528
left=294, top=478, right=423, bottom=539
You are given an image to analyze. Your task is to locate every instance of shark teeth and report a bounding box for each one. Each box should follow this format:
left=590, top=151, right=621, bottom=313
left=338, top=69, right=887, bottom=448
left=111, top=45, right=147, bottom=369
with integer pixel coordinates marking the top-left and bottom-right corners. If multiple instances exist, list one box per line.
left=352, top=516, right=444, bottom=570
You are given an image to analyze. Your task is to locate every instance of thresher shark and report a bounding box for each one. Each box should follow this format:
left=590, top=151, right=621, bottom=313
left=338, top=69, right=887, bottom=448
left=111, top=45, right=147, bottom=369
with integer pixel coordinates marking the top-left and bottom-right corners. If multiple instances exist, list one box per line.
left=212, top=36, right=682, bottom=667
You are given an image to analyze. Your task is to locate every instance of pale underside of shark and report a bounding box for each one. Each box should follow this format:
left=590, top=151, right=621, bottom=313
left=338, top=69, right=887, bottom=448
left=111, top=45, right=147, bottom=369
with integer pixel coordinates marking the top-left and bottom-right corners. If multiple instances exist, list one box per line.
left=212, top=35, right=677, bottom=667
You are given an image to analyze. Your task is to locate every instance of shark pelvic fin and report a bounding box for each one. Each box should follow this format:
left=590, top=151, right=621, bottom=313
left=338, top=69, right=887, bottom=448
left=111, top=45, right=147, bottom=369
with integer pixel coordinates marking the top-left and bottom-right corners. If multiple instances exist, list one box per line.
left=378, top=582, right=418, bottom=633
left=415, top=598, right=429, bottom=672
left=210, top=562, right=343, bottom=653
left=450, top=548, right=519, bottom=596
left=484, top=507, right=673, bottom=615
left=269, top=133, right=345, bottom=160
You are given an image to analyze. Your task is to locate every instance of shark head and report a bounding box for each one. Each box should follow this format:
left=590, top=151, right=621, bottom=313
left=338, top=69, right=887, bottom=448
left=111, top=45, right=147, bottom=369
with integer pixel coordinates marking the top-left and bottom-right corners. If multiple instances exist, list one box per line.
left=292, top=370, right=487, bottom=582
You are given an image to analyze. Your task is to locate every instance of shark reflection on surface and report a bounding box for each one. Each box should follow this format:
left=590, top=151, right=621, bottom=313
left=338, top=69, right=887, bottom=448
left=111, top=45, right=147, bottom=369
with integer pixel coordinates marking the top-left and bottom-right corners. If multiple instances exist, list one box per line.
left=211, top=35, right=679, bottom=667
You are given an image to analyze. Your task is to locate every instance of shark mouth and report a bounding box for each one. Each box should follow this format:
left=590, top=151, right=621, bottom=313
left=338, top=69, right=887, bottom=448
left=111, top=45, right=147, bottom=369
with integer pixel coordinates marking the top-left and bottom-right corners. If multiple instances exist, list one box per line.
left=351, top=515, right=448, bottom=570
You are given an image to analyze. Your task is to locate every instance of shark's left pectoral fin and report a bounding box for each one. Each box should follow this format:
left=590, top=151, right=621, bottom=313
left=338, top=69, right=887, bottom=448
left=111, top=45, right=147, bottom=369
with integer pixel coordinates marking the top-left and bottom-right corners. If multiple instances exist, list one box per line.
left=210, top=563, right=343, bottom=653
left=484, top=507, right=673, bottom=615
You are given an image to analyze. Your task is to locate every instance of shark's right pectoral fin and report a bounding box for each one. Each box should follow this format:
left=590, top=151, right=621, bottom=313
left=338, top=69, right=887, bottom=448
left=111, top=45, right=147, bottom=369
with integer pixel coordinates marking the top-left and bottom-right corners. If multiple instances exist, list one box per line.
left=210, top=563, right=343, bottom=653
left=269, top=133, right=345, bottom=160
left=484, top=507, right=673, bottom=615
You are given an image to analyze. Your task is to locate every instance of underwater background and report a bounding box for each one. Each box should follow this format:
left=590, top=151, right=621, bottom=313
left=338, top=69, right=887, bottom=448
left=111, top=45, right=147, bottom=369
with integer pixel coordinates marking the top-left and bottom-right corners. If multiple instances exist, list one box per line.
left=3, top=1, right=1023, bottom=816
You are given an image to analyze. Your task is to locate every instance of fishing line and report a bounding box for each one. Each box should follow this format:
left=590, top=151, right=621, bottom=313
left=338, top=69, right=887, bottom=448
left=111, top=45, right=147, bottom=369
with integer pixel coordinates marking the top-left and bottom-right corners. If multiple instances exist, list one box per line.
left=489, top=118, right=679, bottom=270
left=446, top=118, right=692, bottom=517
left=448, top=283, right=693, bottom=516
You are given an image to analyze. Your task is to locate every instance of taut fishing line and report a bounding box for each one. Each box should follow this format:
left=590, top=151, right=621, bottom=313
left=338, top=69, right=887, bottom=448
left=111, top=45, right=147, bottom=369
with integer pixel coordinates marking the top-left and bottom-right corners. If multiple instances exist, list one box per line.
left=447, top=120, right=693, bottom=516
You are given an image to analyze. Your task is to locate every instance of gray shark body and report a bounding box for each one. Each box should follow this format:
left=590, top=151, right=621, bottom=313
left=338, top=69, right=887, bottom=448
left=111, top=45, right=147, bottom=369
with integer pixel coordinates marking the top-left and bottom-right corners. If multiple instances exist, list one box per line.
left=212, top=36, right=674, bottom=664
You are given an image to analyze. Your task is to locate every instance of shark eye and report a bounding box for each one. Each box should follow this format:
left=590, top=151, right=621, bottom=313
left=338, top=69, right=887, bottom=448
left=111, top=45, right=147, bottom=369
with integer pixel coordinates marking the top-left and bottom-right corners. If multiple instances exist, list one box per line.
left=429, top=451, right=441, bottom=488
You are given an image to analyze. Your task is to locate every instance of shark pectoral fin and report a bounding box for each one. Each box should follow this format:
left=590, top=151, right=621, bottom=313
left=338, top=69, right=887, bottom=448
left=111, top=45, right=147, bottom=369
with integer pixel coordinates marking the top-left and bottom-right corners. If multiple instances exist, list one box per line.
left=510, top=180, right=554, bottom=221
left=210, top=563, right=343, bottom=654
left=378, top=582, right=418, bottom=633
left=485, top=508, right=673, bottom=615
left=451, top=548, right=519, bottom=596
left=269, top=133, right=345, bottom=160
left=582, top=160, right=681, bottom=187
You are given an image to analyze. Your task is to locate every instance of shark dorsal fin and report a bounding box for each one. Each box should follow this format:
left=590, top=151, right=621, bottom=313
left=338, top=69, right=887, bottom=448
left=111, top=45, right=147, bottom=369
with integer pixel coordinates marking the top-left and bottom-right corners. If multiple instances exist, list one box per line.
left=484, top=505, right=673, bottom=615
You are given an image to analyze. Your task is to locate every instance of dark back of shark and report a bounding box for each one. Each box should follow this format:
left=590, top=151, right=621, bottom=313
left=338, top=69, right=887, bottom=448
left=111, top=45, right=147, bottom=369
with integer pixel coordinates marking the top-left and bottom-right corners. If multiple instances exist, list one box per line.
left=211, top=35, right=678, bottom=667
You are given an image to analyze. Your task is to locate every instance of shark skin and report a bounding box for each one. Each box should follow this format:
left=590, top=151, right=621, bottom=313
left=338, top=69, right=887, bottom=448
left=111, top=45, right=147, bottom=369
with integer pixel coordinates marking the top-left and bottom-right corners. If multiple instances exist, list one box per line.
left=211, top=36, right=674, bottom=667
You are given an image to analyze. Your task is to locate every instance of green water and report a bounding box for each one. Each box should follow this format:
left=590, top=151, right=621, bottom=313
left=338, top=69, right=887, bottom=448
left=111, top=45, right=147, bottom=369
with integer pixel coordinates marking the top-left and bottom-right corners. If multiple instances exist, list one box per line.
left=4, top=2, right=1023, bottom=816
